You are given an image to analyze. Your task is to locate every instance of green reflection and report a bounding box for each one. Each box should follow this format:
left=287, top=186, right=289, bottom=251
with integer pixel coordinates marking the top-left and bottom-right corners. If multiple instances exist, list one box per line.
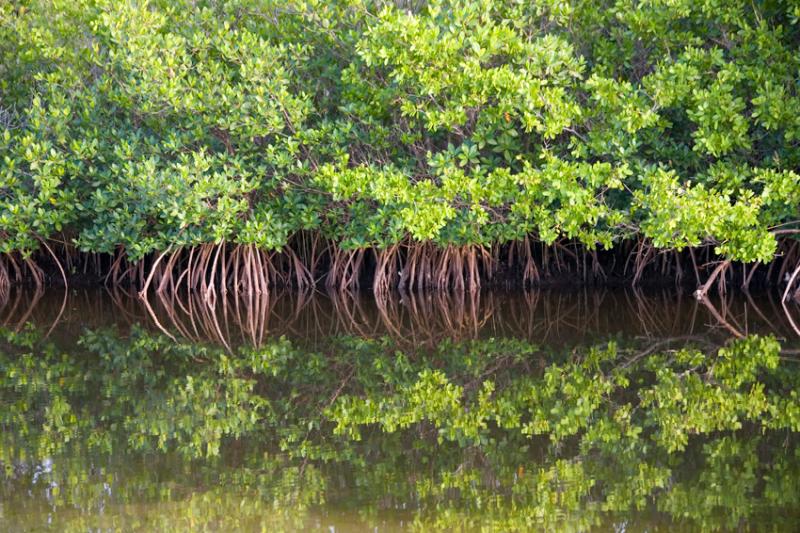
left=1, top=326, right=799, bottom=531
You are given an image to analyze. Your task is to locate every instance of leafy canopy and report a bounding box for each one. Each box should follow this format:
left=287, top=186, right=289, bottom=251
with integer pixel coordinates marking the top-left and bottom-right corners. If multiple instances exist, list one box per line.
left=2, top=0, right=799, bottom=261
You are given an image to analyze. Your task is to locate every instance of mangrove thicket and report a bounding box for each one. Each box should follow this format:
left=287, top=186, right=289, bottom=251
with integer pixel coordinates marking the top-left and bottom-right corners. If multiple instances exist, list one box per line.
left=2, top=0, right=800, bottom=295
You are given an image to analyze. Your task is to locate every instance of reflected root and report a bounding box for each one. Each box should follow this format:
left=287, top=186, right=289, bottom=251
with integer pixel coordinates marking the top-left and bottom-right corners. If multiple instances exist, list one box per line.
left=130, top=285, right=800, bottom=349
left=140, top=286, right=314, bottom=349
left=696, top=294, right=745, bottom=338
left=0, top=286, right=44, bottom=332
left=698, top=290, right=800, bottom=340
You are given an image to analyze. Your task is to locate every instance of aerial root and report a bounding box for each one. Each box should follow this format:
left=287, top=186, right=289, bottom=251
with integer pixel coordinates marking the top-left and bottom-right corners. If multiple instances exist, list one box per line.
left=694, top=260, right=731, bottom=300
left=23, top=257, right=45, bottom=288
left=520, top=237, right=539, bottom=286
left=396, top=243, right=490, bottom=292
left=7, top=234, right=800, bottom=298
left=0, top=254, right=9, bottom=299
left=326, top=245, right=364, bottom=292
left=136, top=243, right=317, bottom=298
left=782, top=261, right=800, bottom=303
left=373, top=243, right=402, bottom=296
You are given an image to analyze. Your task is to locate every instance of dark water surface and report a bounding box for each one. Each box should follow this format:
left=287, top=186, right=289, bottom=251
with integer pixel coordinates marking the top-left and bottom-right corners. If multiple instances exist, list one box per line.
left=2, top=287, right=800, bottom=531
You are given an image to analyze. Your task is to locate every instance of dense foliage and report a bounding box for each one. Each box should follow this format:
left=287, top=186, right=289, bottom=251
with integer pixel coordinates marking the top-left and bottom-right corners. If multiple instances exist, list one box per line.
left=2, top=0, right=800, bottom=288
left=2, top=325, right=800, bottom=530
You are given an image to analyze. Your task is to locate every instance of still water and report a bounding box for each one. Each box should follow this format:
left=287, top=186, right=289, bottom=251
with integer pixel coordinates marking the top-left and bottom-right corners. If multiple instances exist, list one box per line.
left=1, top=287, right=800, bottom=531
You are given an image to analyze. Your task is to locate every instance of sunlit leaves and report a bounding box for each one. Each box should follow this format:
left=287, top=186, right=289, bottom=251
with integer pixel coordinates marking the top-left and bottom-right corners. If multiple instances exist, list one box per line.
left=1, top=0, right=799, bottom=265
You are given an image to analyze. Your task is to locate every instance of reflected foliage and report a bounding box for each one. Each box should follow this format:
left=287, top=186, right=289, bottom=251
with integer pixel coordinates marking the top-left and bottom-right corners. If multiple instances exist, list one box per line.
left=2, top=325, right=800, bottom=530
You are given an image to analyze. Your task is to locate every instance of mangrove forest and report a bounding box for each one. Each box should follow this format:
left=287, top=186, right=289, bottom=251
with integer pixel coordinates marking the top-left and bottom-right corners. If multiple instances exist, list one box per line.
left=3, top=1, right=800, bottom=531
left=1, top=0, right=800, bottom=295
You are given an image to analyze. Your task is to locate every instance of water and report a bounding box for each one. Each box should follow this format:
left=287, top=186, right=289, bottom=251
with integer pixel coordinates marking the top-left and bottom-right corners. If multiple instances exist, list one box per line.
left=2, top=287, right=800, bottom=531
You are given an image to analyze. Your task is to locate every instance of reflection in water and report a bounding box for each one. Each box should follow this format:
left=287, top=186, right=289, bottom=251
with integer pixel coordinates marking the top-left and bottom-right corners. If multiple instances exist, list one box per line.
left=3, top=287, right=800, bottom=347
left=133, top=289, right=800, bottom=346
left=1, top=289, right=800, bottom=530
